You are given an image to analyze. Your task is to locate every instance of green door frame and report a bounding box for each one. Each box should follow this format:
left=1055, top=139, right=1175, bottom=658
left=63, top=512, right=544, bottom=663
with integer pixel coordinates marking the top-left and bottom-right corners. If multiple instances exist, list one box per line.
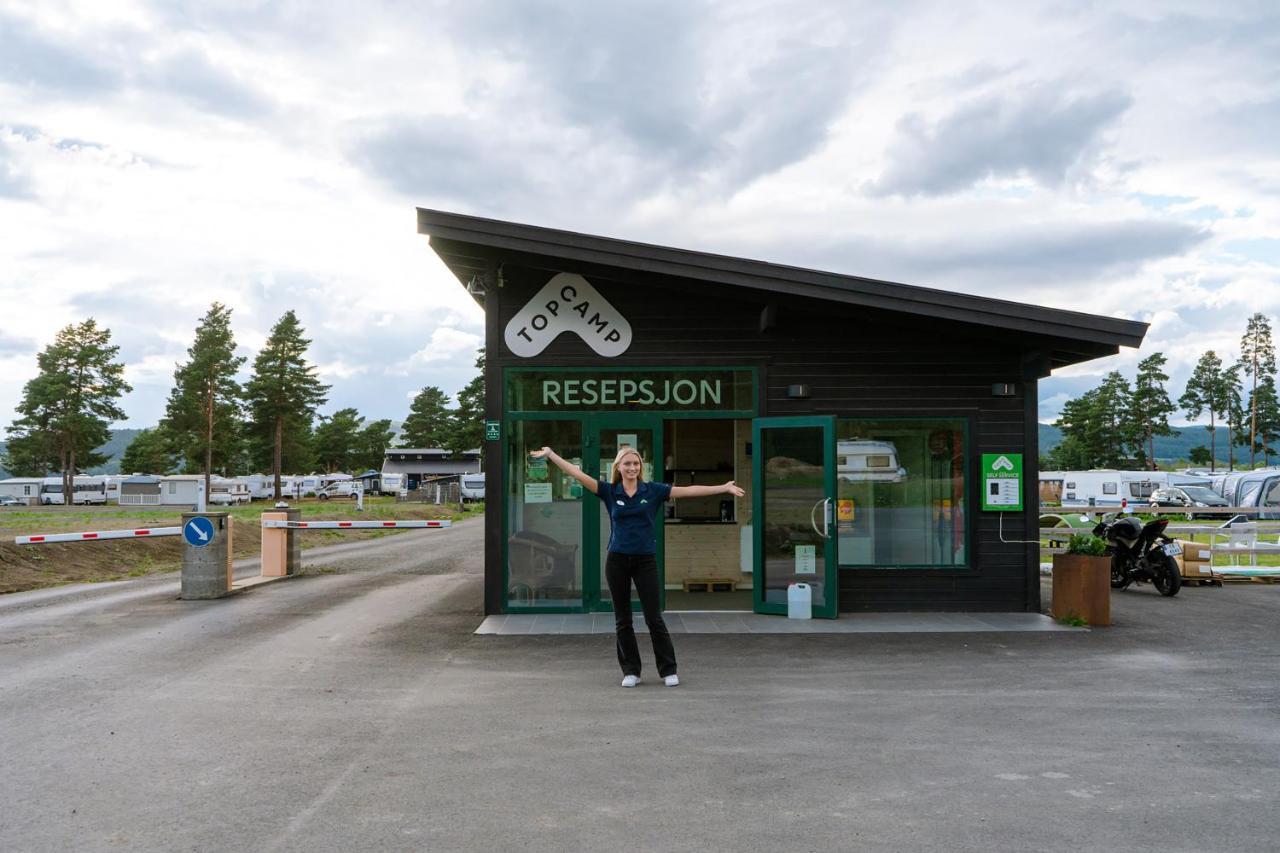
left=751, top=415, right=839, bottom=618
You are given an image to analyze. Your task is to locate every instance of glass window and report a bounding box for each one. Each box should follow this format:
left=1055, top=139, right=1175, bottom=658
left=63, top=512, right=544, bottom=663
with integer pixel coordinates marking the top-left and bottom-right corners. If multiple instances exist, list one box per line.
left=1129, top=482, right=1155, bottom=498
left=835, top=419, right=966, bottom=568
left=1103, top=483, right=1117, bottom=495
left=507, top=420, right=584, bottom=608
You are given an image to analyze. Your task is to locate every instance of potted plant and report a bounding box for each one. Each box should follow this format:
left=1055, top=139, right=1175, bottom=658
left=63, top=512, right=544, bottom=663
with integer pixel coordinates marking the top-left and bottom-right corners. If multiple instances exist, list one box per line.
left=1051, top=533, right=1111, bottom=626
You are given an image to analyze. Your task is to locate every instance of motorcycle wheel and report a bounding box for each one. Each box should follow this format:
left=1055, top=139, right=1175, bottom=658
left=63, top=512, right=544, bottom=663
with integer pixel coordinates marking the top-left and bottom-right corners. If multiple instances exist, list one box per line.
left=1110, top=555, right=1130, bottom=590
left=1152, top=554, right=1182, bottom=597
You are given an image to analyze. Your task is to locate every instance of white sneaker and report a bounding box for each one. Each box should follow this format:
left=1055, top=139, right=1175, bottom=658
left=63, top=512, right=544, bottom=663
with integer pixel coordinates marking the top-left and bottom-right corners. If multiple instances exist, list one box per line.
left=621, top=675, right=641, bottom=688
left=663, top=674, right=680, bottom=687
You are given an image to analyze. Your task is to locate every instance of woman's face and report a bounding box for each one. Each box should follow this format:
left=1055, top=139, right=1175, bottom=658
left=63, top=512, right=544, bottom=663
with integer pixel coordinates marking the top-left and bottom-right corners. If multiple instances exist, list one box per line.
left=618, top=452, right=642, bottom=480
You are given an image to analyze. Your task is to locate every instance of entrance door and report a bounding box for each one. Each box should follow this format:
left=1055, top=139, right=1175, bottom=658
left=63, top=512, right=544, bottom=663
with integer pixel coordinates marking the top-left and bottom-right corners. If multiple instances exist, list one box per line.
left=588, top=415, right=664, bottom=612
left=751, top=416, right=838, bottom=618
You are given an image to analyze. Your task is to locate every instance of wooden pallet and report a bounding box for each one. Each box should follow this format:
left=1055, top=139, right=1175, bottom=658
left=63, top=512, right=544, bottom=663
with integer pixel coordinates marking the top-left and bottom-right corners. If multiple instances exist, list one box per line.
left=1213, top=573, right=1280, bottom=584
left=682, top=577, right=738, bottom=593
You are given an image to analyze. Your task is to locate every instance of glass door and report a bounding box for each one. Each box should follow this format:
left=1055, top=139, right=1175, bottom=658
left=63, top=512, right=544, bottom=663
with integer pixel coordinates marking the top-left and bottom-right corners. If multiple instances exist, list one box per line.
left=588, top=414, right=664, bottom=612
left=751, top=416, right=838, bottom=618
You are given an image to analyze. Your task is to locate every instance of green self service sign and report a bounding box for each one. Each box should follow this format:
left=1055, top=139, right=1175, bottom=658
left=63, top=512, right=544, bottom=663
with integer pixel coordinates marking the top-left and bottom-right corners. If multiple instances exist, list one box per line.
left=981, top=453, right=1023, bottom=512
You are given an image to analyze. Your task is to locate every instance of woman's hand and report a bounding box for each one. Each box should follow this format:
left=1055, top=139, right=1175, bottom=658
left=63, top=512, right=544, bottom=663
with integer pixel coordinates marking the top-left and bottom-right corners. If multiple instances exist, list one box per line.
left=529, top=447, right=552, bottom=459
left=723, top=481, right=745, bottom=497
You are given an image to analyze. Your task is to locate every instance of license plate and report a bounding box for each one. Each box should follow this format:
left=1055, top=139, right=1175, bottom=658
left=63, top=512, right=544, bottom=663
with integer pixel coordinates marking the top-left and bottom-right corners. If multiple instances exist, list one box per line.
left=1162, top=543, right=1182, bottom=556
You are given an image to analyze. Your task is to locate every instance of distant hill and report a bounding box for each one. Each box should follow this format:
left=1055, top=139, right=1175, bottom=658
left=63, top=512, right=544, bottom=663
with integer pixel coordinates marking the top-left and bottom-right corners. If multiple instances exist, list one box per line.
left=1039, top=424, right=1258, bottom=466
left=0, top=429, right=142, bottom=478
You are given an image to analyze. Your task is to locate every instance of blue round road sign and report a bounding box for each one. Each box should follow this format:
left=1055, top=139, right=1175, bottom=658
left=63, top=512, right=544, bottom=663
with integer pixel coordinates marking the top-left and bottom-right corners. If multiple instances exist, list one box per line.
left=184, top=516, right=215, bottom=547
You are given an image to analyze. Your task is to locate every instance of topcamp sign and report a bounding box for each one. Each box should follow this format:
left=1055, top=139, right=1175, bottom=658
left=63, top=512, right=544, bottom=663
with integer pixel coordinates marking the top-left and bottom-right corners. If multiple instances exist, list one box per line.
left=504, top=273, right=632, bottom=358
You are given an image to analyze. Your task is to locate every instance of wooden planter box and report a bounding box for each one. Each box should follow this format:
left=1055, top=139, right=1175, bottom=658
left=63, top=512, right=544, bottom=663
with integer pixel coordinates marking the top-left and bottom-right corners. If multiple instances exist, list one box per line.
left=1051, top=554, right=1111, bottom=627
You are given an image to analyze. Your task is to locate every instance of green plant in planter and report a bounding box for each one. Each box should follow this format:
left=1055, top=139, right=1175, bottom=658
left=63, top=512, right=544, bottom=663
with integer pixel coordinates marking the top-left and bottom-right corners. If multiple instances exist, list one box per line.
left=1065, top=533, right=1108, bottom=556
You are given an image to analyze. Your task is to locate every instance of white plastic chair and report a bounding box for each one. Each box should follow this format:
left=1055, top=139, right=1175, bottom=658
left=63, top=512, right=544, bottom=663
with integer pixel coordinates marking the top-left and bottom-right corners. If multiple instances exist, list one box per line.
left=1226, top=522, right=1258, bottom=567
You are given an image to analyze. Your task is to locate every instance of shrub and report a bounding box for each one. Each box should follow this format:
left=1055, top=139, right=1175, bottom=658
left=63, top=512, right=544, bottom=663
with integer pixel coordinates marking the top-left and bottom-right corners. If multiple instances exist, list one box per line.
left=1066, top=533, right=1108, bottom=556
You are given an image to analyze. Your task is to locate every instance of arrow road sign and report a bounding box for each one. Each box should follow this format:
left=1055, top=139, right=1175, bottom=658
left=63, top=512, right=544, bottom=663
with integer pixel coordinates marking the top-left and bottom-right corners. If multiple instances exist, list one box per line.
left=184, top=516, right=215, bottom=548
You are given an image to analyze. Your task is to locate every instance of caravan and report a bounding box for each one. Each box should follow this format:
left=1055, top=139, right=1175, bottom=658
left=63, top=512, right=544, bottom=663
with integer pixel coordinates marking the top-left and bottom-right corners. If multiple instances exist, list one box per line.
left=836, top=440, right=907, bottom=483
left=1212, top=468, right=1280, bottom=520
left=71, top=476, right=108, bottom=505
left=1039, top=470, right=1212, bottom=507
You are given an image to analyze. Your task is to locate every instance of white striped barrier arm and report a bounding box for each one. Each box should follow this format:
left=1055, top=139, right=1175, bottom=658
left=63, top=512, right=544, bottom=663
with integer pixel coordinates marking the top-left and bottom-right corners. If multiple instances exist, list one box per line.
left=16, top=527, right=183, bottom=545
left=260, top=520, right=451, bottom=530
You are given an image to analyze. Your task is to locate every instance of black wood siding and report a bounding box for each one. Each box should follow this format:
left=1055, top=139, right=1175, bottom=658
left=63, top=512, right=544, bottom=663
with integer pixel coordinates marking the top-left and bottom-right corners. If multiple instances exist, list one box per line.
left=487, top=261, right=1044, bottom=613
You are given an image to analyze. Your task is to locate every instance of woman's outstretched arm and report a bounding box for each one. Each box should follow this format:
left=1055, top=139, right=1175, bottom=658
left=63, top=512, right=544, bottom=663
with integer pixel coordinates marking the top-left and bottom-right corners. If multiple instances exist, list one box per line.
left=529, top=447, right=599, bottom=495
left=670, top=481, right=745, bottom=499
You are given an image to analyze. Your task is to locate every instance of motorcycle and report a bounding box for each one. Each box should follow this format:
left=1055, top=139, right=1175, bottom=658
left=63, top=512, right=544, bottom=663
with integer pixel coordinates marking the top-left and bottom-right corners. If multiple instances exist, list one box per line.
left=1092, top=514, right=1182, bottom=597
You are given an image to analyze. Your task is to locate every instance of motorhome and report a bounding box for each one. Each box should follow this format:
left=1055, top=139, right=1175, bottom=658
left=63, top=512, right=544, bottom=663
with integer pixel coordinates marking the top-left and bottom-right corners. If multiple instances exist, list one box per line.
left=39, top=477, right=64, bottom=505
left=243, top=474, right=275, bottom=501
left=836, top=440, right=906, bottom=483
left=1039, top=470, right=1212, bottom=507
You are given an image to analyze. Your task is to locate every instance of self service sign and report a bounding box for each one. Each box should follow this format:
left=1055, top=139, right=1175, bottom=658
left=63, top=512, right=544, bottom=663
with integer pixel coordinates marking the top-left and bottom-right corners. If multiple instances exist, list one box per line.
left=981, top=453, right=1023, bottom=512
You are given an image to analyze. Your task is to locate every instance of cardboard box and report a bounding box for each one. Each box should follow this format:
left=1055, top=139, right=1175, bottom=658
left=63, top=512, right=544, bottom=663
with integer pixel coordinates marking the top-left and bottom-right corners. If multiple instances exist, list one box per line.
left=1175, top=539, right=1214, bottom=577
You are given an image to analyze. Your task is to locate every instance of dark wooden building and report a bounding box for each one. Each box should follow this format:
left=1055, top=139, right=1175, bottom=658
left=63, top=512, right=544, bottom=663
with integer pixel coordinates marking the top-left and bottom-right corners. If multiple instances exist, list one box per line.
left=419, top=209, right=1146, bottom=618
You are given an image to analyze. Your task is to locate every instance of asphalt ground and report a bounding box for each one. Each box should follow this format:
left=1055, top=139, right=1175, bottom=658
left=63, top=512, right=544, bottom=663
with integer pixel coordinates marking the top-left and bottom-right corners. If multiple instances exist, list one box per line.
left=1, top=518, right=1278, bottom=852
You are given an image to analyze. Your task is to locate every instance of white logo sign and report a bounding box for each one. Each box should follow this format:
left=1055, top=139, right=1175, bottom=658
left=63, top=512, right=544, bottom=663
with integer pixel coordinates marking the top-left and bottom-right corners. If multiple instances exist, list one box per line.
left=991, top=456, right=1014, bottom=471
left=504, top=273, right=632, bottom=358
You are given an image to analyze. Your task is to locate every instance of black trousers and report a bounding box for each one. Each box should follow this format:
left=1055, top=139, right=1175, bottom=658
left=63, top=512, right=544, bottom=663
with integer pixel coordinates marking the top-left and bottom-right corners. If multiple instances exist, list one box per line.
left=605, top=552, right=677, bottom=677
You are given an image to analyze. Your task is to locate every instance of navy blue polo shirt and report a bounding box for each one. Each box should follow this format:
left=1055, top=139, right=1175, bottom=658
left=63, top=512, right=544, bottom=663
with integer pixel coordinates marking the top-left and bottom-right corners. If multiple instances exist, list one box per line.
left=596, top=479, right=673, bottom=555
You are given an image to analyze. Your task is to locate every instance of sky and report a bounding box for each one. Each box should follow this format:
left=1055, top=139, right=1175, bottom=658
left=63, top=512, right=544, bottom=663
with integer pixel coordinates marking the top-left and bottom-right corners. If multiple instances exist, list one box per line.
left=1, top=0, right=1277, bottom=431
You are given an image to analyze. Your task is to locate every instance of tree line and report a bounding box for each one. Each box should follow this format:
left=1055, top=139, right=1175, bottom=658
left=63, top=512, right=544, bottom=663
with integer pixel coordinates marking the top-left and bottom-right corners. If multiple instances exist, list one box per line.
left=2, top=304, right=485, bottom=502
left=1048, top=312, right=1279, bottom=472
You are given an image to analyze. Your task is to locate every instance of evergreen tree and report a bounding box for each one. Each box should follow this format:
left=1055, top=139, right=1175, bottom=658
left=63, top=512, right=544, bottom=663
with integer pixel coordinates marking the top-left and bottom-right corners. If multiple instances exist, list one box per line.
left=1129, top=353, right=1176, bottom=469
left=243, top=311, right=330, bottom=498
left=159, top=303, right=246, bottom=496
left=1095, top=371, right=1135, bottom=466
left=313, top=407, right=362, bottom=472
left=1223, top=362, right=1246, bottom=471
left=1188, top=445, right=1212, bottom=467
left=447, top=349, right=486, bottom=458
left=1179, top=351, right=1226, bottom=471
left=120, top=428, right=178, bottom=475
left=353, top=418, right=395, bottom=471
left=401, top=386, right=452, bottom=449
left=1254, top=375, right=1280, bottom=466
left=4, top=320, right=130, bottom=502
left=1240, top=313, right=1277, bottom=468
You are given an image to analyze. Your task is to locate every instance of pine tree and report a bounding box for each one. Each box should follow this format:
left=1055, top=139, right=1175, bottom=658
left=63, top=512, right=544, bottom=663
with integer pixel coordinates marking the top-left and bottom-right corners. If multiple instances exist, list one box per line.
left=1254, top=375, right=1280, bottom=465
left=1240, top=313, right=1276, bottom=468
left=4, top=320, right=130, bottom=502
left=159, top=303, right=246, bottom=496
left=1095, top=371, right=1134, bottom=466
left=1179, top=351, right=1226, bottom=472
left=120, top=428, right=178, bottom=475
left=401, top=386, right=452, bottom=449
left=1222, top=362, right=1246, bottom=471
left=353, top=418, right=395, bottom=471
left=1129, top=353, right=1176, bottom=469
left=243, top=311, right=330, bottom=499
left=313, top=408, right=363, bottom=473
left=447, top=349, right=486, bottom=458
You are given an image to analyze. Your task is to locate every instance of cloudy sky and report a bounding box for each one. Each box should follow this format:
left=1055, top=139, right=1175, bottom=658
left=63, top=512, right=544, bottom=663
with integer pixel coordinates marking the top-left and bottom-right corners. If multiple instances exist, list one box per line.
left=1, top=0, right=1277, bottom=430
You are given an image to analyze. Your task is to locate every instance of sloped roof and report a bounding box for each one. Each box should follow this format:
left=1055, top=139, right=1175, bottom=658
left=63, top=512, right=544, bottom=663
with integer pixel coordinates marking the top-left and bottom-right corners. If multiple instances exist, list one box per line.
left=418, top=208, right=1148, bottom=369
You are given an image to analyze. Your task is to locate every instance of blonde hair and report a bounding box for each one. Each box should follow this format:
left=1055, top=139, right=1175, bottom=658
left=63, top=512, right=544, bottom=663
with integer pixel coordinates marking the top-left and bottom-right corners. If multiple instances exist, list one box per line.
left=610, top=446, right=644, bottom=485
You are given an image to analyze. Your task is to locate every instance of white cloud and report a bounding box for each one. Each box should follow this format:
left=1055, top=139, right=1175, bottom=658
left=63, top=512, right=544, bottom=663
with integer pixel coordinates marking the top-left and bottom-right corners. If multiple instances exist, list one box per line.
left=0, top=0, right=1276, bottom=432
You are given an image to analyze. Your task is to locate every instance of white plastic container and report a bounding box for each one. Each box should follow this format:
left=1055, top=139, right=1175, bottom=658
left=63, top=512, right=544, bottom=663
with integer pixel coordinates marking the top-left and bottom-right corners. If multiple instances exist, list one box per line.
left=787, top=583, right=812, bottom=619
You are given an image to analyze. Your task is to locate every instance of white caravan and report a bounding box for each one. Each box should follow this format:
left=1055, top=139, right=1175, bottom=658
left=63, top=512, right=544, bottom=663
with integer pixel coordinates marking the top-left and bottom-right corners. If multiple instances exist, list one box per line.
left=71, top=475, right=108, bottom=505
left=1039, top=470, right=1212, bottom=507
left=208, top=477, right=252, bottom=506
left=460, top=472, right=485, bottom=502
left=837, top=440, right=906, bottom=483
left=377, top=472, right=405, bottom=496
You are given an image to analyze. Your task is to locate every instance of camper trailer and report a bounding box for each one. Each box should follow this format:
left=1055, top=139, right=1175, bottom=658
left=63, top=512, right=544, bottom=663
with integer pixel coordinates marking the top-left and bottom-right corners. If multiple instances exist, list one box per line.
left=1039, top=470, right=1211, bottom=507
left=460, top=472, right=486, bottom=502
left=378, top=472, right=405, bottom=496
left=836, top=440, right=906, bottom=483
left=39, top=477, right=65, bottom=505
left=1212, top=468, right=1280, bottom=519
left=208, top=477, right=251, bottom=506
left=71, top=475, right=108, bottom=505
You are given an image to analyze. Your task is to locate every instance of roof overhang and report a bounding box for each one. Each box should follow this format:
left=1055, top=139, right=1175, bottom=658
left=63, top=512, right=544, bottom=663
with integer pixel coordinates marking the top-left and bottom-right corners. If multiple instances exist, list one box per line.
left=418, top=208, right=1147, bottom=370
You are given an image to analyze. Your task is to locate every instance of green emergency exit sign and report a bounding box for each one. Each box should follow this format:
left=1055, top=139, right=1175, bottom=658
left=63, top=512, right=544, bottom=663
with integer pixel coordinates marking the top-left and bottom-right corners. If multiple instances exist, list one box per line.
left=981, top=453, right=1023, bottom=512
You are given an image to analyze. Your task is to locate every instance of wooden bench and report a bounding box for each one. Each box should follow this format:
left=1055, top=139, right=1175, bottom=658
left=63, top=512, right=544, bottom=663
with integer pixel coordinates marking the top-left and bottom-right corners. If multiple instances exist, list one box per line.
left=682, top=577, right=738, bottom=593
